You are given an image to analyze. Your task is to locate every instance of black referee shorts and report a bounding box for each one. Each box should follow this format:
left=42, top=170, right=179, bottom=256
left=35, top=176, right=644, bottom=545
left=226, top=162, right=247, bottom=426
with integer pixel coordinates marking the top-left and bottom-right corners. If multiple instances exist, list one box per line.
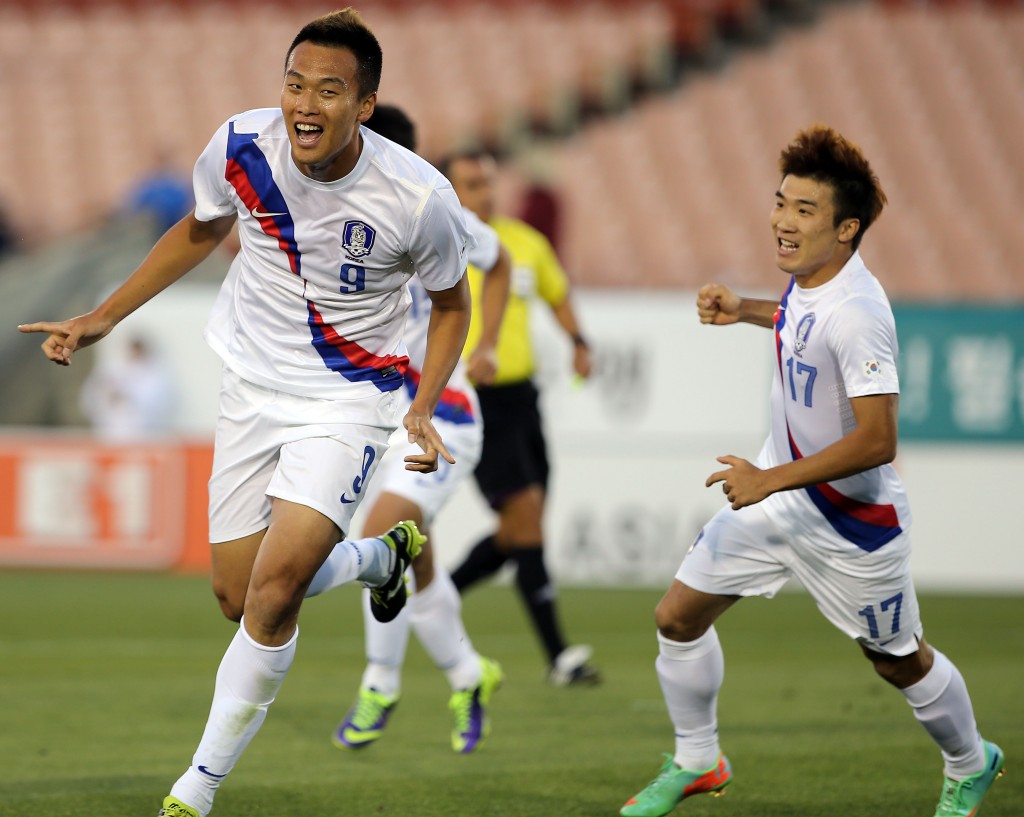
left=473, top=380, right=549, bottom=509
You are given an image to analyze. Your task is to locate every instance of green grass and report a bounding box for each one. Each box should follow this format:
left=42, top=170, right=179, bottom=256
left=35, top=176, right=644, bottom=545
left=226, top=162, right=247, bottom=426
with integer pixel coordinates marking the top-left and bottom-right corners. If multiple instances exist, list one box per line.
left=1, top=572, right=1020, bottom=817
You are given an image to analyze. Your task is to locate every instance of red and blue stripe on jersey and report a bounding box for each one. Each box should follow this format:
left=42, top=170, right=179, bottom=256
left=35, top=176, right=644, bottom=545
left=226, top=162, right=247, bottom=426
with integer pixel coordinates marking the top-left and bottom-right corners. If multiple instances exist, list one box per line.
left=306, top=303, right=407, bottom=388
left=784, top=429, right=902, bottom=552
left=773, top=279, right=902, bottom=552
left=402, top=367, right=475, bottom=425
left=225, top=123, right=405, bottom=392
left=225, top=123, right=301, bottom=276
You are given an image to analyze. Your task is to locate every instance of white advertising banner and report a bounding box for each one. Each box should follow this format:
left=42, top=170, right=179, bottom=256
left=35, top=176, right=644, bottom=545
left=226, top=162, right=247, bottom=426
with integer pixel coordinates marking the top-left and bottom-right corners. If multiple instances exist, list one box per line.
left=429, top=290, right=1024, bottom=593
left=60, top=284, right=1024, bottom=591
left=430, top=289, right=773, bottom=587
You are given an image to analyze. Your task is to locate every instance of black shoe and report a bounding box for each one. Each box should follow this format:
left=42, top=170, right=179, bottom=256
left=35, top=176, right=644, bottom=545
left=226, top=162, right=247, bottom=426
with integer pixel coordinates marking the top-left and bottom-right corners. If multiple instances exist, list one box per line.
left=365, top=520, right=425, bottom=623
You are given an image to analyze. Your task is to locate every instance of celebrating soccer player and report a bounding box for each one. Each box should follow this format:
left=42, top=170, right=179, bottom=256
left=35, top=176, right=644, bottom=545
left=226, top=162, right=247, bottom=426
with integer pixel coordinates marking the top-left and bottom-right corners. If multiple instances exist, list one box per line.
left=621, top=125, right=1004, bottom=817
left=21, top=10, right=473, bottom=817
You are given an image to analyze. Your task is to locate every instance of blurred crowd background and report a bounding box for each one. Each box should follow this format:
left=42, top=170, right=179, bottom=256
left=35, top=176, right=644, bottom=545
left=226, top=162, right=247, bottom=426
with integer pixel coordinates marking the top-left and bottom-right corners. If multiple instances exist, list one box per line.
left=1, top=0, right=1022, bottom=278
left=0, top=0, right=1022, bottom=587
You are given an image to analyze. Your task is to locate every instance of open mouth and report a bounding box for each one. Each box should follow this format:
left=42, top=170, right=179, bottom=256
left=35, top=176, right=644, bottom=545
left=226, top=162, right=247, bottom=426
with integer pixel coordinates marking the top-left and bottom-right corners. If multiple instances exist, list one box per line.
left=778, top=237, right=798, bottom=255
left=295, top=122, right=323, bottom=146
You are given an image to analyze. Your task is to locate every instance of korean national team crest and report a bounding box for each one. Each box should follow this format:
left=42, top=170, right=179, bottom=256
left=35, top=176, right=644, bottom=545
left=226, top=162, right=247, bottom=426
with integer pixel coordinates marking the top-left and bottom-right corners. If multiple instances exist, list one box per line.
left=793, top=312, right=816, bottom=357
left=342, top=220, right=376, bottom=258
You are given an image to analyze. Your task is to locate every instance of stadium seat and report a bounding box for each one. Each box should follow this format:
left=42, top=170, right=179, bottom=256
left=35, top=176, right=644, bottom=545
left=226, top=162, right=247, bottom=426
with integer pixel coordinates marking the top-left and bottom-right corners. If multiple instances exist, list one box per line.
left=544, top=3, right=1024, bottom=298
left=1, top=0, right=1021, bottom=301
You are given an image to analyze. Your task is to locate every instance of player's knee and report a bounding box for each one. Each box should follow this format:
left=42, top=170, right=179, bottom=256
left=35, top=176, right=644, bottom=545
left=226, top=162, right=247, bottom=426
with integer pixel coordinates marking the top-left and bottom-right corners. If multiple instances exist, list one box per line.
left=863, top=648, right=928, bottom=688
left=864, top=655, right=913, bottom=688
left=217, top=595, right=244, bottom=622
left=212, top=580, right=245, bottom=622
left=245, top=575, right=304, bottom=628
left=654, top=599, right=704, bottom=642
left=867, top=653, right=904, bottom=686
left=498, top=487, right=545, bottom=538
left=411, top=553, right=434, bottom=588
left=497, top=512, right=544, bottom=545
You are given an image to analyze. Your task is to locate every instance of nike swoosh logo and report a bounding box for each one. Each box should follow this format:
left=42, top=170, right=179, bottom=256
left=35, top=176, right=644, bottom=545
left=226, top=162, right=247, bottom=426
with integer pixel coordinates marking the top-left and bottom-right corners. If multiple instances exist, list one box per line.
left=251, top=207, right=287, bottom=218
left=197, top=765, right=227, bottom=778
left=340, top=495, right=355, bottom=505
left=343, top=726, right=383, bottom=743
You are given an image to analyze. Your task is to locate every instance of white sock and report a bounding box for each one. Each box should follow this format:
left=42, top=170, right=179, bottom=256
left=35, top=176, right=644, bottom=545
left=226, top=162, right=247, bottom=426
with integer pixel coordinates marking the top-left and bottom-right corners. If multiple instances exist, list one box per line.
left=900, top=649, right=986, bottom=779
left=410, top=565, right=481, bottom=691
left=306, top=536, right=394, bottom=597
left=656, top=627, right=724, bottom=772
left=169, top=620, right=297, bottom=816
left=359, top=585, right=410, bottom=698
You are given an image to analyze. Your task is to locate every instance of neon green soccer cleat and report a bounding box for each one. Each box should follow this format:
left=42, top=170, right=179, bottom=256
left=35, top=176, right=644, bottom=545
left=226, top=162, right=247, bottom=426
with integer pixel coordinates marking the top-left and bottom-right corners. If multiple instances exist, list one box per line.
left=332, top=687, right=400, bottom=749
left=449, top=657, right=504, bottom=753
left=366, top=520, right=425, bottom=623
left=934, top=739, right=1005, bottom=817
left=620, top=754, right=732, bottom=817
left=157, top=795, right=200, bottom=817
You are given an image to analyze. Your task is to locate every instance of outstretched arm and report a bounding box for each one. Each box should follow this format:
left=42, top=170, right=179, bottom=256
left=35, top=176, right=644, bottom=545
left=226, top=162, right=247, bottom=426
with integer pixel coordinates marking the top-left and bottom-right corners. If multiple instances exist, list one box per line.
left=465, top=245, right=511, bottom=385
left=697, top=282, right=778, bottom=329
left=404, top=275, right=472, bottom=473
left=19, top=212, right=236, bottom=365
left=707, top=393, right=899, bottom=509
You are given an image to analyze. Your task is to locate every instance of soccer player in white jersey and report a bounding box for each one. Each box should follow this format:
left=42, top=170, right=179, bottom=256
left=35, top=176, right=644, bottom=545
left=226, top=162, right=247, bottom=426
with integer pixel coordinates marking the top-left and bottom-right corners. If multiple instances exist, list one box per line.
left=19, top=11, right=474, bottom=817
left=620, top=125, right=1003, bottom=817
left=326, top=104, right=510, bottom=755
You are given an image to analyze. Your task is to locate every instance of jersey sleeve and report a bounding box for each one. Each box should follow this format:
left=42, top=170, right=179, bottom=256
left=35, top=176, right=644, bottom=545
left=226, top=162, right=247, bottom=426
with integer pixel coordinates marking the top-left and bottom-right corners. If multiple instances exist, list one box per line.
left=192, top=119, right=236, bottom=222
left=828, top=296, right=900, bottom=398
left=408, top=184, right=471, bottom=292
left=532, top=229, right=570, bottom=306
left=462, top=209, right=501, bottom=272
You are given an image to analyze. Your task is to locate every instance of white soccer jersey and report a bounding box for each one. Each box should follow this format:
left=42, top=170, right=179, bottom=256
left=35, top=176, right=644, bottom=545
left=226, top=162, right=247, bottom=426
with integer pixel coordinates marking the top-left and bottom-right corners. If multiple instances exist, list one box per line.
left=195, top=109, right=471, bottom=401
left=757, top=252, right=912, bottom=553
left=400, top=208, right=499, bottom=425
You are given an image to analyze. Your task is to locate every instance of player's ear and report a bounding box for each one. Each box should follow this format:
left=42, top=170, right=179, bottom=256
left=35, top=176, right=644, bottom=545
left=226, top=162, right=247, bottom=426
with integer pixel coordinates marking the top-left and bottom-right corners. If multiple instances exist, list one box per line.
left=358, top=92, right=377, bottom=123
left=838, top=217, right=860, bottom=245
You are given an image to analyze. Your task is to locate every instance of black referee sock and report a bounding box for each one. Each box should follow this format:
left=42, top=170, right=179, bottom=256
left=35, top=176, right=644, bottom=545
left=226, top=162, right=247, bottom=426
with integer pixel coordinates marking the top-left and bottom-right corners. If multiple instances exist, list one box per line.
left=451, top=534, right=509, bottom=592
left=511, top=547, right=567, bottom=665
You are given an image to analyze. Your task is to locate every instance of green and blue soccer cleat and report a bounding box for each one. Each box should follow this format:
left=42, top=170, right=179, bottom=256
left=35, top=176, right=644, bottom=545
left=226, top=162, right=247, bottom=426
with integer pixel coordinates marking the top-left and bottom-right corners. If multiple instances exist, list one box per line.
left=449, top=656, right=504, bottom=753
left=333, top=687, right=399, bottom=749
left=157, top=796, right=200, bottom=817
left=933, top=739, right=1005, bottom=817
left=620, top=754, right=732, bottom=817
left=366, top=520, right=425, bottom=623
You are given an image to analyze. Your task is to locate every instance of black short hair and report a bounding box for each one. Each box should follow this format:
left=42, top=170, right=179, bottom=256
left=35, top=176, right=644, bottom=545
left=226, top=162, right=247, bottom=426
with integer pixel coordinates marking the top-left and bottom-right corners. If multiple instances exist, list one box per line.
left=286, top=8, right=382, bottom=98
left=779, top=124, right=887, bottom=252
left=434, top=148, right=492, bottom=183
left=363, top=104, right=417, bottom=151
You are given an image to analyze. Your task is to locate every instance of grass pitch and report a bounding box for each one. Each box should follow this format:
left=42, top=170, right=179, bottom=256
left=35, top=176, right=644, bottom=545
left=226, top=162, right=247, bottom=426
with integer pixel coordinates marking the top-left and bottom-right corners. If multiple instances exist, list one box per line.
left=1, top=572, right=1020, bottom=817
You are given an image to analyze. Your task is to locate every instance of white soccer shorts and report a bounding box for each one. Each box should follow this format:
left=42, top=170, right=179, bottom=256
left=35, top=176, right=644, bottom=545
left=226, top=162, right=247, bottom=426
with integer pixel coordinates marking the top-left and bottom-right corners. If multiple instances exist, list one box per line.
left=677, top=501, right=924, bottom=656
left=208, top=368, right=399, bottom=542
left=365, top=414, right=483, bottom=526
